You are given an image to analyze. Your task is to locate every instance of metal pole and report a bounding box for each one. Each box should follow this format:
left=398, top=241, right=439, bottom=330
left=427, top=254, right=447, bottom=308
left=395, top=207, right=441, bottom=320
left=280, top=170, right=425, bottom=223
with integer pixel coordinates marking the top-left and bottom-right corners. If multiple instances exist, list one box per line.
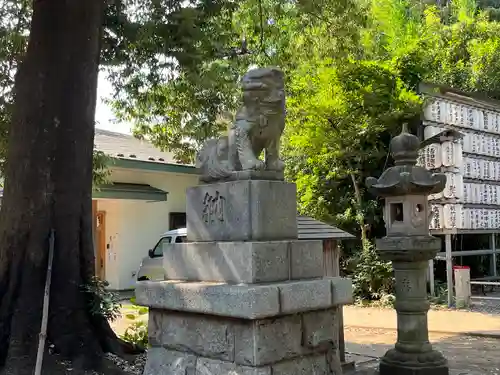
left=428, top=259, right=435, bottom=296
left=491, top=233, right=497, bottom=277
left=445, top=234, right=453, bottom=307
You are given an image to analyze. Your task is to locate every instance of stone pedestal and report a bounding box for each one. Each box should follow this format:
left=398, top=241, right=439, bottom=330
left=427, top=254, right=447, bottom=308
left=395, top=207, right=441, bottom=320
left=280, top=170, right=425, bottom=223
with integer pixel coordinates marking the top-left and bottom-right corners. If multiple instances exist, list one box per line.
left=136, top=178, right=353, bottom=375
left=186, top=179, right=298, bottom=242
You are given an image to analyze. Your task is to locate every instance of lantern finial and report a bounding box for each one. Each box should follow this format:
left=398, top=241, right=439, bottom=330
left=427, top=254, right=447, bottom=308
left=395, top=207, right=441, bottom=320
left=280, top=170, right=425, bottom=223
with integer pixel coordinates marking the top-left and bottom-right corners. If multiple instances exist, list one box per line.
left=390, top=123, right=420, bottom=166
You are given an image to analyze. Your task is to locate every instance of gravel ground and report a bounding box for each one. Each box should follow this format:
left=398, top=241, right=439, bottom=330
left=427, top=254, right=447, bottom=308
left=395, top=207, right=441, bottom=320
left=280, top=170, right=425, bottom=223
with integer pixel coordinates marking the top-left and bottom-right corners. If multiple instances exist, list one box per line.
left=469, top=294, right=500, bottom=315
left=110, top=323, right=500, bottom=375
left=105, top=353, right=146, bottom=375
left=344, top=327, right=500, bottom=375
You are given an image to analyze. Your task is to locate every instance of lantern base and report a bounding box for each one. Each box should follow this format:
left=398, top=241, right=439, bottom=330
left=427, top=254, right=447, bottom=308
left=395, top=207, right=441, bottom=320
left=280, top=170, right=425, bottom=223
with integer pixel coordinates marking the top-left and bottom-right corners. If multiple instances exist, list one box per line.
left=379, top=349, right=449, bottom=375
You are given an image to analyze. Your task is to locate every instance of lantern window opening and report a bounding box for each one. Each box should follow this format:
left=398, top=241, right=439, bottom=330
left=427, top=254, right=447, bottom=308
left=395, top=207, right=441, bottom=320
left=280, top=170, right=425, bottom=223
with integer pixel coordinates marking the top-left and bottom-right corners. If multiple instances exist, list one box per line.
left=390, top=202, right=404, bottom=223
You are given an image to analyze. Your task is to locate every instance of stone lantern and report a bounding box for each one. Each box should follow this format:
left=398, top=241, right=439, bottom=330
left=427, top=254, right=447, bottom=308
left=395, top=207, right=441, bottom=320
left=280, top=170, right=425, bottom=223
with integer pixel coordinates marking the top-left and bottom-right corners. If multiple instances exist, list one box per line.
left=366, top=124, right=449, bottom=375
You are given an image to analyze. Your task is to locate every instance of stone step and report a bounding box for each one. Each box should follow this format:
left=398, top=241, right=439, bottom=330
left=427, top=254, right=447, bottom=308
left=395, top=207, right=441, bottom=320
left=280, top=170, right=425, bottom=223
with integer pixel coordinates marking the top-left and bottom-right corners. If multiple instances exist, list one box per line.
left=135, top=277, right=352, bottom=319
left=162, top=240, right=323, bottom=284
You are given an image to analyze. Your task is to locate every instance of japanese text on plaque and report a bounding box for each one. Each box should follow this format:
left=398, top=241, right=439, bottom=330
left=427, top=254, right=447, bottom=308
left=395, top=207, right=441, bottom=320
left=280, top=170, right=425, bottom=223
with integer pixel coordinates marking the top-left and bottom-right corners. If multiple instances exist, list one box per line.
left=202, top=191, right=225, bottom=224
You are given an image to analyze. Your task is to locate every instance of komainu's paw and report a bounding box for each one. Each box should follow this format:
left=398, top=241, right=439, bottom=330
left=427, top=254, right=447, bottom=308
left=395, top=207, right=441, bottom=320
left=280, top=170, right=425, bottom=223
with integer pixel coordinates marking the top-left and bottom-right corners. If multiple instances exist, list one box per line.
left=266, top=159, right=285, bottom=171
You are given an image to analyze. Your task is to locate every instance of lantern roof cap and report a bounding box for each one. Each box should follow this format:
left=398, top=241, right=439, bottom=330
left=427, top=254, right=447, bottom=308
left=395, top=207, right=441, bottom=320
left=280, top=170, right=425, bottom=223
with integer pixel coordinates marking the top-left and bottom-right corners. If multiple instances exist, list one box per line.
left=390, top=123, right=420, bottom=166
left=366, top=124, right=446, bottom=197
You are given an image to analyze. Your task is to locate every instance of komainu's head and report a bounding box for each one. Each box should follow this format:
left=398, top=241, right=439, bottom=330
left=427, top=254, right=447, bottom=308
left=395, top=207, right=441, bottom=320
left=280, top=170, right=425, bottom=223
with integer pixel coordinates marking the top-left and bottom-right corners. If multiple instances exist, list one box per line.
left=240, top=67, right=286, bottom=122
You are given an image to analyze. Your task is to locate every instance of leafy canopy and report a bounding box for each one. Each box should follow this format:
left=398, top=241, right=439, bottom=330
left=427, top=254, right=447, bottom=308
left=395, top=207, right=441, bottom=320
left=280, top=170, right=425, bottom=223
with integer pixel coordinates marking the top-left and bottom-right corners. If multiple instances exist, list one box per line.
left=115, top=0, right=500, bottom=241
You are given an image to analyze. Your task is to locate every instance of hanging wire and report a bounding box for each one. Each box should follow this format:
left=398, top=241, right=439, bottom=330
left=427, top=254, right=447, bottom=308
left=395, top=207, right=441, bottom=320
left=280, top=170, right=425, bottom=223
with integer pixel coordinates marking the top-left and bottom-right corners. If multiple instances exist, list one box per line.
left=382, top=142, right=391, bottom=172
left=258, top=0, right=264, bottom=53
left=257, top=0, right=271, bottom=60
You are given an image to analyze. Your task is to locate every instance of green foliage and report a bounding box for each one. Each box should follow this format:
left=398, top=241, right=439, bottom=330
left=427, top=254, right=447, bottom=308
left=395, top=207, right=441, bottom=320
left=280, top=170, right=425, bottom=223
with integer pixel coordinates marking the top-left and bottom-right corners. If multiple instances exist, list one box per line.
left=81, top=276, right=122, bottom=322
left=138, top=307, right=148, bottom=315
left=429, top=281, right=449, bottom=307
left=0, top=0, right=240, bottom=171
left=120, top=321, right=148, bottom=348
left=125, top=313, right=136, bottom=320
left=103, top=0, right=246, bottom=163
left=114, top=61, right=246, bottom=163
left=113, top=0, right=368, bottom=162
left=284, top=59, right=422, bottom=235
left=105, top=0, right=500, bottom=250
left=347, top=242, right=394, bottom=301
left=92, top=149, right=111, bottom=188
left=0, top=1, right=30, bottom=171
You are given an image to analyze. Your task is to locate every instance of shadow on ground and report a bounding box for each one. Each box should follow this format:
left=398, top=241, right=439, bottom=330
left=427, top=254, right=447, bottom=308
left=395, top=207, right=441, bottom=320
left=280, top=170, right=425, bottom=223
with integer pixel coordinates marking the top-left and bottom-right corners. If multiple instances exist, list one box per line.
left=344, top=327, right=500, bottom=375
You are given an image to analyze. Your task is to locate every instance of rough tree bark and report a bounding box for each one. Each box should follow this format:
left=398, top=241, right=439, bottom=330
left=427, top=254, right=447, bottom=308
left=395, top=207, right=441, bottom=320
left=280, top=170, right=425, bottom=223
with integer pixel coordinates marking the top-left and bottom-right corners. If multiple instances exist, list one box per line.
left=0, top=1, right=131, bottom=374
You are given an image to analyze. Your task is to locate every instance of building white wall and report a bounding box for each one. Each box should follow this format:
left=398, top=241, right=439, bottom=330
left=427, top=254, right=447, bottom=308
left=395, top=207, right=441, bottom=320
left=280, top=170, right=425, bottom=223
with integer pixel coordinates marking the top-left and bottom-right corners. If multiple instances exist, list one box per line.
left=96, top=168, right=198, bottom=290
left=96, top=199, right=122, bottom=289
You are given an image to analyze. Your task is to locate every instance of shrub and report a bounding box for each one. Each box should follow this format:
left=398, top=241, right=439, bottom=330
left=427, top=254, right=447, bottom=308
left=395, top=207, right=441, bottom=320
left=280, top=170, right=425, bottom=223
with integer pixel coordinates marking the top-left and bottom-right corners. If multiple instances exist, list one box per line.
left=347, top=242, right=395, bottom=301
left=429, top=281, right=449, bottom=308
left=81, top=276, right=121, bottom=322
left=121, top=321, right=148, bottom=348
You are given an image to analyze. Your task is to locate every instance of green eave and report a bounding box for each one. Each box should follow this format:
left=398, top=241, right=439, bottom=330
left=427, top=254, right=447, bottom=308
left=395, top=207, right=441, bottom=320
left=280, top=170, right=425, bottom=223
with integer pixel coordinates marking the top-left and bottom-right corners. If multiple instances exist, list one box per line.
left=110, top=157, right=198, bottom=175
left=93, top=183, right=168, bottom=201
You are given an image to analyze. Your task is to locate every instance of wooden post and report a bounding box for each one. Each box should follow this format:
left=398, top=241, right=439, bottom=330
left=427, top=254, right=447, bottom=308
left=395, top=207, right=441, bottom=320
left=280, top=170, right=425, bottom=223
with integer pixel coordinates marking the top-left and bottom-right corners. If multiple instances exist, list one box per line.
left=323, top=239, right=339, bottom=277
left=323, top=239, right=354, bottom=371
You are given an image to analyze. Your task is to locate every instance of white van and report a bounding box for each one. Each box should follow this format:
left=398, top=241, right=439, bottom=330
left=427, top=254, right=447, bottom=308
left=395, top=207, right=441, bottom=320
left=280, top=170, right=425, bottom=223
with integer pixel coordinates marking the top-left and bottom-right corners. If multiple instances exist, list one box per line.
left=136, top=228, right=187, bottom=281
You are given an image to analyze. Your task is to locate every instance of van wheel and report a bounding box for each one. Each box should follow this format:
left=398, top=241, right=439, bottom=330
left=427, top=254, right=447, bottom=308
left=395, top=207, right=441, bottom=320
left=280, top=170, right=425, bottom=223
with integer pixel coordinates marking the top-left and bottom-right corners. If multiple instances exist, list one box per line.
left=137, top=276, right=149, bottom=281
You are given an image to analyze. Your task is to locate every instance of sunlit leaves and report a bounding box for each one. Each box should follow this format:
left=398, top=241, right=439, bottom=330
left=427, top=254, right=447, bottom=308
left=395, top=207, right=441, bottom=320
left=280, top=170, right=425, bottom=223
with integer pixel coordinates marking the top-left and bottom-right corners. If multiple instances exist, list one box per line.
left=284, top=58, right=421, bottom=232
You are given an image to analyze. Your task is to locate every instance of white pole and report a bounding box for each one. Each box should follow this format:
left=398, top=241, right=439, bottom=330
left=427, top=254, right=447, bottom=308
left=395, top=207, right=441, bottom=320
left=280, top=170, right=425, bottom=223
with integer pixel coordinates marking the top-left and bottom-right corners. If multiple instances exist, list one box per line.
left=428, top=259, right=435, bottom=296
left=445, top=234, right=453, bottom=307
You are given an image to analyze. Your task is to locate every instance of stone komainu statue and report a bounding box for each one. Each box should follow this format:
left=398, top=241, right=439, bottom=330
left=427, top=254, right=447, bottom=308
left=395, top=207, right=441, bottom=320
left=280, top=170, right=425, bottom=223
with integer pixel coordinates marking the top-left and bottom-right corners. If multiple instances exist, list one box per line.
left=196, top=67, right=286, bottom=182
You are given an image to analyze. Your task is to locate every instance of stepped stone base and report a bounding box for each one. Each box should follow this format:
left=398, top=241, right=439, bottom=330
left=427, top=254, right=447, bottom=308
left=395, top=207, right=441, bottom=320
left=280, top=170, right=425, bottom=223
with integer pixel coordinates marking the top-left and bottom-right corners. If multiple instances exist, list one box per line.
left=162, top=240, right=324, bottom=284
left=136, top=277, right=352, bottom=319
left=139, top=176, right=353, bottom=375
left=379, top=361, right=449, bottom=375
left=143, top=308, right=344, bottom=375
left=379, top=350, right=449, bottom=375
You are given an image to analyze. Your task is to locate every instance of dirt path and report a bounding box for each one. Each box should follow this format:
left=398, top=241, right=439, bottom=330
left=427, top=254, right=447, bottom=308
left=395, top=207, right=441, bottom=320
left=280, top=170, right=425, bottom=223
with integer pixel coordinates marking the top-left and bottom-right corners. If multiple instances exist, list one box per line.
left=345, top=327, right=500, bottom=375
left=343, top=305, right=500, bottom=336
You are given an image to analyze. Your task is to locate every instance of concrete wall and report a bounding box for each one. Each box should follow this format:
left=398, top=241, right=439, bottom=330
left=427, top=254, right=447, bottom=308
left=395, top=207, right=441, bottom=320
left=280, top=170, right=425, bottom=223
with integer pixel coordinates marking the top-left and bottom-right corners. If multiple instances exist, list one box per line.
left=96, top=167, right=198, bottom=290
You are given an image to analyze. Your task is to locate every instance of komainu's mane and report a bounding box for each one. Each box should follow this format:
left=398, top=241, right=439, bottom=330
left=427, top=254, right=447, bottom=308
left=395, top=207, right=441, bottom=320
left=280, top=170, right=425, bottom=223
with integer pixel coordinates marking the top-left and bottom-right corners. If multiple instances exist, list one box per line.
left=196, top=138, right=232, bottom=180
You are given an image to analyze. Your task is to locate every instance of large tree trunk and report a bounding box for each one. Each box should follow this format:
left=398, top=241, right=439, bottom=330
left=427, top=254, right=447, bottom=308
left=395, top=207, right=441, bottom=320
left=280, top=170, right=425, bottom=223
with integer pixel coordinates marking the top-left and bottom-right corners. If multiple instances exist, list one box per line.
left=0, top=1, right=126, bottom=373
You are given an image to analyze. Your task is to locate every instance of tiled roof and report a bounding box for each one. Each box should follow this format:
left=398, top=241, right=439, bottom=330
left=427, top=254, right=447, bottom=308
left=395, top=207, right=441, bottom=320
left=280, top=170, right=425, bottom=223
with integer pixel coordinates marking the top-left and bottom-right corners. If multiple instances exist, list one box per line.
left=297, top=216, right=355, bottom=240
left=94, top=129, right=188, bottom=165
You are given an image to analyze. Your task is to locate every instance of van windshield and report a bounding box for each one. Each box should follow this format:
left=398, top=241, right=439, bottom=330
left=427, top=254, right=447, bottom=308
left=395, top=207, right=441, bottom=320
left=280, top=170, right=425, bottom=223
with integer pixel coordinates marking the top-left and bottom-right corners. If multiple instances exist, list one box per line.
left=152, top=236, right=171, bottom=257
